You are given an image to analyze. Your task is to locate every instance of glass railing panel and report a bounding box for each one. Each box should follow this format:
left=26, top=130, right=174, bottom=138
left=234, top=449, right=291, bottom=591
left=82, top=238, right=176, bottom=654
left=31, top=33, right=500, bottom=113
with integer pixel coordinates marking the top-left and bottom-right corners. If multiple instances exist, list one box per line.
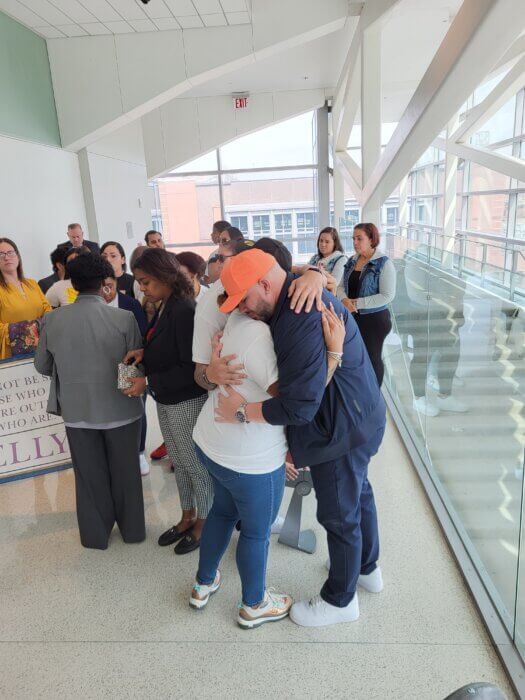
left=385, top=231, right=525, bottom=640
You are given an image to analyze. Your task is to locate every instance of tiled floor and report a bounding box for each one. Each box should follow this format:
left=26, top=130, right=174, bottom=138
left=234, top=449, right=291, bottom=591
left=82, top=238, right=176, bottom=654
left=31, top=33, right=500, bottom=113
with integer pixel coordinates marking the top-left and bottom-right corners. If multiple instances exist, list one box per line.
left=0, top=409, right=516, bottom=699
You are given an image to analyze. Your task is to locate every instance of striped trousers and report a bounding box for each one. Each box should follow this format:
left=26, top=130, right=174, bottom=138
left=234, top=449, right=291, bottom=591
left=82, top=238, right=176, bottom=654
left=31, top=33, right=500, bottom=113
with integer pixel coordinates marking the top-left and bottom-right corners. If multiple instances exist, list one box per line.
left=156, top=394, right=213, bottom=518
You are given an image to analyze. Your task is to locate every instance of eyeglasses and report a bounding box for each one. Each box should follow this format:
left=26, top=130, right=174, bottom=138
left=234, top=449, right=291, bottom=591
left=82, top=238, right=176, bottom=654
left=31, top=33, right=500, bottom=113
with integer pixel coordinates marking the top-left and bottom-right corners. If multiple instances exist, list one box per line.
left=0, top=250, right=17, bottom=260
left=219, top=238, right=231, bottom=246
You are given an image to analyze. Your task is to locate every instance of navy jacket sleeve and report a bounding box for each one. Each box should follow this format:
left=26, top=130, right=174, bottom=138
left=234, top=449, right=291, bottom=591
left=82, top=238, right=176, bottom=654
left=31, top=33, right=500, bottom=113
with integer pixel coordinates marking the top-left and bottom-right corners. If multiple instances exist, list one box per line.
left=261, top=308, right=327, bottom=426
left=118, top=293, right=147, bottom=337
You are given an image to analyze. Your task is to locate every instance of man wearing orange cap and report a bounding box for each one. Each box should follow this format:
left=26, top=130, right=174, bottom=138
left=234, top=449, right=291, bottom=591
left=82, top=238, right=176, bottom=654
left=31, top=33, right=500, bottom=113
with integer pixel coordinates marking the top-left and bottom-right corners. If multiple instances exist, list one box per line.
left=213, top=248, right=387, bottom=628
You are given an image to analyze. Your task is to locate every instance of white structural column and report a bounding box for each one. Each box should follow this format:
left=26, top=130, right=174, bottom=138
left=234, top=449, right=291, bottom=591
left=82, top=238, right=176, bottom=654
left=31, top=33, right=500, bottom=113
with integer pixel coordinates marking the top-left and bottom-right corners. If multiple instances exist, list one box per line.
left=442, top=115, right=460, bottom=268
left=333, top=163, right=345, bottom=230
left=360, top=20, right=382, bottom=223
left=316, top=105, right=330, bottom=228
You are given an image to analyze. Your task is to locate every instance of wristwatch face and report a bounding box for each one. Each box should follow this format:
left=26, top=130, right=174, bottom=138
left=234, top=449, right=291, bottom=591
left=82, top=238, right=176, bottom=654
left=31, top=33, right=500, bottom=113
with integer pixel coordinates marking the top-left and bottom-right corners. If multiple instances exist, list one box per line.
left=235, top=409, right=246, bottom=423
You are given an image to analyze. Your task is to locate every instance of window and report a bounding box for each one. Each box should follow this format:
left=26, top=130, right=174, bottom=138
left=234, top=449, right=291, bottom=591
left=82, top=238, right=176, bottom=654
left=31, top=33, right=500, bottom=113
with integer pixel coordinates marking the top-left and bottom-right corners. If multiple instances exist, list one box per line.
left=274, top=213, right=292, bottom=242
left=296, top=212, right=317, bottom=255
left=386, top=207, right=399, bottom=225
left=252, top=214, right=270, bottom=239
left=230, top=215, right=248, bottom=235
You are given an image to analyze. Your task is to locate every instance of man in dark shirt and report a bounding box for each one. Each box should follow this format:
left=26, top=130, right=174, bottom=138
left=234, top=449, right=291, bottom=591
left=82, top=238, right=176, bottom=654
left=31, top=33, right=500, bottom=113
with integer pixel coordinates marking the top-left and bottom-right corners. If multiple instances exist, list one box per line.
left=38, top=245, right=68, bottom=294
left=216, top=249, right=386, bottom=628
left=59, top=223, right=100, bottom=254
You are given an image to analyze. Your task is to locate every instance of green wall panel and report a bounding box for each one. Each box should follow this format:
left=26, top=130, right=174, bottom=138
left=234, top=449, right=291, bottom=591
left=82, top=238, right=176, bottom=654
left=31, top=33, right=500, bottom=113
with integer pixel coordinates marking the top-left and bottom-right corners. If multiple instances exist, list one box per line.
left=0, top=12, right=60, bottom=146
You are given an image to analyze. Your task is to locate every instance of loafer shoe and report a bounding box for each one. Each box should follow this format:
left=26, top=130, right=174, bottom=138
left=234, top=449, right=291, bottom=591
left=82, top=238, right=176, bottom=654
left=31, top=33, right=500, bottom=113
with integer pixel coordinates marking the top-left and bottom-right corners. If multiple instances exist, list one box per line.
left=158, top=524, right=191, bottom=547
left=175, top=533, right=200, bottom=555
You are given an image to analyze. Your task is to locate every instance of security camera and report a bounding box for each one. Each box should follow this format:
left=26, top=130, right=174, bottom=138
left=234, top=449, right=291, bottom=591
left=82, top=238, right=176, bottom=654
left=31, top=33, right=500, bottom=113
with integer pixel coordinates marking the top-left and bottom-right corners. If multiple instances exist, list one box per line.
left=140, top=0, right=151, bottom=4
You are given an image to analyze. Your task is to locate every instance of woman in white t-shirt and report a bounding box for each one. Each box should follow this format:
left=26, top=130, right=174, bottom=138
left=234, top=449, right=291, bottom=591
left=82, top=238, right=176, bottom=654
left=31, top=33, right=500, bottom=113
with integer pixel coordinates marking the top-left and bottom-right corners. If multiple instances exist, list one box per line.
left=191, top=308, right=292, bottom=629
left=45, top=246, right=90, bottom=307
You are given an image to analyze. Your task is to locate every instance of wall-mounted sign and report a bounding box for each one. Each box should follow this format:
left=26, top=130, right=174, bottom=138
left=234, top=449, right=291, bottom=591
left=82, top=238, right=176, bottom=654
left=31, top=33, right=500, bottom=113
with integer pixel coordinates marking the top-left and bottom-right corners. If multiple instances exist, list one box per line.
left=0, top=356, right=71, bottom=483
left=232, top=92, right=249, bottom=109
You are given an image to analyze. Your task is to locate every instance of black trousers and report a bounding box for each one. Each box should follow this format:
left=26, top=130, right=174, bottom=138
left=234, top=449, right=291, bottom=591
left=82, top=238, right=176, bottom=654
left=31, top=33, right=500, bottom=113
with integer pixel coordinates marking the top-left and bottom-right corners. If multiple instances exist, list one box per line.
left=353, top=309, right=392, bottom=387
left=65, top=419, right=145, bottom=550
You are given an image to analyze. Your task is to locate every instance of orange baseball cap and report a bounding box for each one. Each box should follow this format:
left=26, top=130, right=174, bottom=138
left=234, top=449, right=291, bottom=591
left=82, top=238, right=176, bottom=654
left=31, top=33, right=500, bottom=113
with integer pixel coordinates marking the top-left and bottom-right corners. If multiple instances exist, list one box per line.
left=219, top=249, right=276, bottom=313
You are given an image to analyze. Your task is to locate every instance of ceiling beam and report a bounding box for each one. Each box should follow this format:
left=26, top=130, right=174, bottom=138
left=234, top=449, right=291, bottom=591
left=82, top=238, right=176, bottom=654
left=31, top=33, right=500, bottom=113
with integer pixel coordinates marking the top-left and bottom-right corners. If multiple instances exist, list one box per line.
left=451, top=54, right=525, bottom=144
left=434, top=136, right=525, bottom=182
left=333, top=0, right=401, bottom=152
left=360, top=0, right=525, bottom=211
left=335, top=150, right=363, bottom=203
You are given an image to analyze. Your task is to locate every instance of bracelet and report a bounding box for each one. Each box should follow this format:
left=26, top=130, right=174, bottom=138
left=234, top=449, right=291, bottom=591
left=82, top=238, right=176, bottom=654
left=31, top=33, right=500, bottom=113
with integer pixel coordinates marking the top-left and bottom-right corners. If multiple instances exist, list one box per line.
left=327, top=351, right=343, bottom=367
left=202, top=368, right=217, bottom=390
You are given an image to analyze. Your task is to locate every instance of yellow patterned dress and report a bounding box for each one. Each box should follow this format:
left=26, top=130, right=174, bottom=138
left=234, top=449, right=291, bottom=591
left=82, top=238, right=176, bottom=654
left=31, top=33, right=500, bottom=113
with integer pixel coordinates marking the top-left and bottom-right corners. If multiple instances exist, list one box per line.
left=0, top=279, right=52, bottom=359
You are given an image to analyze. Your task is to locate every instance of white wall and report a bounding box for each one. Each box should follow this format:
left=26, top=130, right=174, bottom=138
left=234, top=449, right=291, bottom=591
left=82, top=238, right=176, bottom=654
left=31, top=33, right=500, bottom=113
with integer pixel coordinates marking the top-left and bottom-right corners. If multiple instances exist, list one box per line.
left=0, top=134, right=86, bottom=280
left=81, top=122, right=152, bottom=260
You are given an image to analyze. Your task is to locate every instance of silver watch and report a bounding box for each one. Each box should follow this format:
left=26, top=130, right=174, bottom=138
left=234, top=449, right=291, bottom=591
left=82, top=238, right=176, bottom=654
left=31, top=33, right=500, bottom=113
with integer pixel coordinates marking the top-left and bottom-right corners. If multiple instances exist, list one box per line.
left=235, top=402, right=250, bottom=424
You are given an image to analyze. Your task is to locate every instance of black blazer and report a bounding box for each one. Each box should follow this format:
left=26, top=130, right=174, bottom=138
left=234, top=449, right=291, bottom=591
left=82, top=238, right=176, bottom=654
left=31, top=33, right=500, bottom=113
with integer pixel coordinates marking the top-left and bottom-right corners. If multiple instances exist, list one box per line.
left=60, top=239, right=100, bottom=254
left=143, top=293, right=206, bottom=406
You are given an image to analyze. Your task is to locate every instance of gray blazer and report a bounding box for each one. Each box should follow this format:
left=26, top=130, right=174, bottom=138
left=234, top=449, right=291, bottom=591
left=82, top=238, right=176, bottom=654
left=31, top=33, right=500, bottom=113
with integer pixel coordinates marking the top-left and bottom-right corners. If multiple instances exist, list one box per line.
left=34, top=294, right=143, bottom=425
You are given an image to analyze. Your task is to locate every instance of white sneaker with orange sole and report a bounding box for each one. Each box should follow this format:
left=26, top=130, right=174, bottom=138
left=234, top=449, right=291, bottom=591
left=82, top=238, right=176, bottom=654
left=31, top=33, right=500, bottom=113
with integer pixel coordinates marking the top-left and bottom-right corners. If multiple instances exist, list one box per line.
left=189, top=570, right=221, bottom=610
left=237, top=588, right=293, bottom=629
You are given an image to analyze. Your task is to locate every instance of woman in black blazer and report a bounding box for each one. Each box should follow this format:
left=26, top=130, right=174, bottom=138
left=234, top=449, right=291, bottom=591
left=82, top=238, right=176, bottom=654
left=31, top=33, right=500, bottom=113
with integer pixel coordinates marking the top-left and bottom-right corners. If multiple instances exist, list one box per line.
left=123, top=249, right=213, bottom=555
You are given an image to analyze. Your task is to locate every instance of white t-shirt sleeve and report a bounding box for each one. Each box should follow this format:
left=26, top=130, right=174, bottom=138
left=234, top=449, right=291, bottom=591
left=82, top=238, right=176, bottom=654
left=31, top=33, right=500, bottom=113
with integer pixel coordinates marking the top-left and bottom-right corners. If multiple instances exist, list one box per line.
left=45, top=283, right=60, bottom=308
left=192, top=281, right=228, bottom=364
left=243, top=328, right=279, bottom=392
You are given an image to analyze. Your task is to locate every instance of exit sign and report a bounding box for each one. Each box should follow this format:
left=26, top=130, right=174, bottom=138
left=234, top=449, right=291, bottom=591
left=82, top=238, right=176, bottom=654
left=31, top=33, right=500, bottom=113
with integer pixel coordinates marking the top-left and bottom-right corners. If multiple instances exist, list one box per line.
left=233, top=93, right=249, bottom=109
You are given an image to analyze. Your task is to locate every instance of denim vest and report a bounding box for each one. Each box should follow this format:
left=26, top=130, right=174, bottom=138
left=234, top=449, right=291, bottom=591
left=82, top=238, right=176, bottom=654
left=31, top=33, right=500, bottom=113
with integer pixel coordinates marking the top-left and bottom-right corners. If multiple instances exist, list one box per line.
left=309, top=252, right=346, bottom=275
left=343, top=254, right=389, bottom=315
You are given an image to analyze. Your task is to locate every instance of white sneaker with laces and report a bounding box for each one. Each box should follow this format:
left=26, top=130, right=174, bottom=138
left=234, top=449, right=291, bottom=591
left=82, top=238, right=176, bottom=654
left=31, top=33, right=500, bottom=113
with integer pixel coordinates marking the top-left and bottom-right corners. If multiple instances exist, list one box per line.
left=270, top=515, right=285, bottom=535
left=435, top=394, right=467, bottom=413
left=139, top=453, right=150, bottom=476
left=290, top=593, right=359, bottom=627
left=189, top=570, right=221, bottom=610
left=324, top=560, right=384, bottom=593
left=413, top=396, right=439, bottom=417
left=237, top=588, right=293, bottom=629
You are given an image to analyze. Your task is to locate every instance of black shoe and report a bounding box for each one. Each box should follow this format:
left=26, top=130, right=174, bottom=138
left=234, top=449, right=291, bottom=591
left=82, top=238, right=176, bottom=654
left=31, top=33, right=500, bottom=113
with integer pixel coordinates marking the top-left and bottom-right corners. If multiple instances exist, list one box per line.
left=158, top=524, right=191, bottom=547
left=174, top=533, right=200, bottom=555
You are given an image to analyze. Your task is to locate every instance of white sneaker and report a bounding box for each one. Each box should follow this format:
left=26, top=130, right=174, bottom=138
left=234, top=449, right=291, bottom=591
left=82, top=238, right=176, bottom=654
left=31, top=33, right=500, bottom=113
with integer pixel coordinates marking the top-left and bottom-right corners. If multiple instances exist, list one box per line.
left=237, top=588, right=293, bottom=629
left=324, top=560, right=384, bottom=593
left=189, top=570, right=221, bottom=610
left=413, top=396, right=439, bottom=417
left=290, top=593, right=359, bottom=627
left=139, top=453, right=150, bottom=476
left=270, top=515, right=285, bottom=535
left=435, top=394, right=467, bottom=413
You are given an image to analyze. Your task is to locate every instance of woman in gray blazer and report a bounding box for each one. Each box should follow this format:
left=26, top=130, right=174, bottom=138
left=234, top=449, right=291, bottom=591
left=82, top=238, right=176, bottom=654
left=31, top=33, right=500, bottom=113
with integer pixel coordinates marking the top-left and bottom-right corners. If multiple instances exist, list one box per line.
left=34, top=254, right=145, bottom=550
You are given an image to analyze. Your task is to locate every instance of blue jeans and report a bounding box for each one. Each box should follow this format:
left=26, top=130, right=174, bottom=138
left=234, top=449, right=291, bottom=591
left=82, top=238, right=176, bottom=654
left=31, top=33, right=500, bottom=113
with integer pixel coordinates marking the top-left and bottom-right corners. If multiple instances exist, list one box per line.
left=195, top=444, right=285, bottom=607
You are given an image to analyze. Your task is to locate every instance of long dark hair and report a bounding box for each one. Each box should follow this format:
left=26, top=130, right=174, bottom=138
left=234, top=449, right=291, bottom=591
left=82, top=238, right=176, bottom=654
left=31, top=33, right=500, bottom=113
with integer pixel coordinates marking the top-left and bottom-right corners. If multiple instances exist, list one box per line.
left=317, top=227, right=344, bottom=257
left=101, top=241, right=127, bottom=271
left=132, top=248, right=193, bottom=300
left=0, top=237, right=25, bottom=289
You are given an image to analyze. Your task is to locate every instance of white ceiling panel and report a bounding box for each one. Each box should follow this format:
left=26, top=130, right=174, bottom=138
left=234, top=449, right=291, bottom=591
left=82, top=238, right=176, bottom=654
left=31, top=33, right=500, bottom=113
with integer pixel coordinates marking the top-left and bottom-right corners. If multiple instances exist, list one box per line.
left=2, top=0, right=253, bottom=37
left=219, top=0, right=247, bottom=12
left=128, top=17, right=157, bottom=32
left=104, top=0, right=145, bottom=21
left=164, top=0, right=195, bottom=15
left=177, top=14, right=203, bottom=28
left=33, top=24, right=65, bottom=36
left=0, top=0, right=48, bottom=27
left=193, top=0, right=222, bottom=14
left=202, top=12, right=226, bottom=26
left=57, top=22, right=89, bottom=35
left=104, top=20, right=135, bottom=33
left=78, top=0, right=121, bottom=23
left=139, top=0, right=175, bottom=19
left=21, top=0, right=72, bottom=24
left=79, top=21, right=112, bottom=34
left=226, top=10, right=249, bottom=24
left=48, top=0, right=96, bottom=22
left=154, top=16, right=180, bottom=29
